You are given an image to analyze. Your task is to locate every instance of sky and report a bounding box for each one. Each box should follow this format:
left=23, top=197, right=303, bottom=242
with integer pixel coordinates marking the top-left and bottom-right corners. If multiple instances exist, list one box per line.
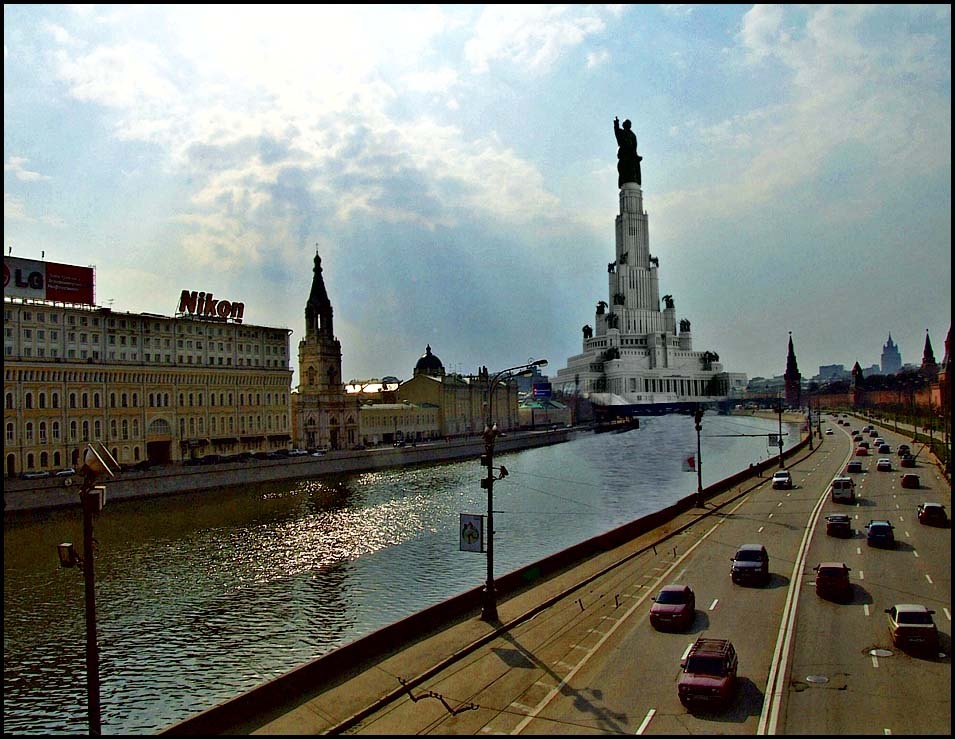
left=4, top=4, right=951, bottom=388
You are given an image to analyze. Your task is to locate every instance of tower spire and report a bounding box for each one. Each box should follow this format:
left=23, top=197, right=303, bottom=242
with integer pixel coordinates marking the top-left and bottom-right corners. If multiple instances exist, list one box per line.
left=305, top=246, right=333, bottom=339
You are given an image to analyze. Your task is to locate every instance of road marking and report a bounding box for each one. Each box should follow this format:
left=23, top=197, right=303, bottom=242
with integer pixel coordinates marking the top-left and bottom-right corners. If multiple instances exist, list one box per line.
left=757, top=526, right=765, bottom=533
left=864, top=604, right=870, bottom=617
left=859, top=570, right=864, bottom=580
left=926, top=574, right=933, bottom=584
left=681, top=642, right=694, bottom=660
left=635, top=709, right=656, bottom=735
left=943, top=608, right=951, bottom=621
left=709, top=599, right=719, bottom=611
left=777, top=502, right=783, bottom=507
left=768, top=513, right=774, bottom=519
left=871, top=655, right=879, bottom=667
left=856, top=547, right=862, bottom=555
left=913, top=550, right=919, bottom=558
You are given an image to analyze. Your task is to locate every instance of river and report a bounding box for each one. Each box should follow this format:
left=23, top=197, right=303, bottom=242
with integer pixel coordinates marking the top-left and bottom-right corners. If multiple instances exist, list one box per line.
left=3, top=412, right=800, bottom=734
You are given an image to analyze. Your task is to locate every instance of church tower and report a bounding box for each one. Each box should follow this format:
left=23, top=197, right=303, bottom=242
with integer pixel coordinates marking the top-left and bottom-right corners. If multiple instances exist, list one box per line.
left=921, top=330, right=939, bottom=380
left=294, top=249, right=360, bottom=450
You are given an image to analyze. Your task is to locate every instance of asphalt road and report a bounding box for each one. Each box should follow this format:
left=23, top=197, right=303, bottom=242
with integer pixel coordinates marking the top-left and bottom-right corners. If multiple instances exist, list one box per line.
left=343, top=418, right=951, bottom=735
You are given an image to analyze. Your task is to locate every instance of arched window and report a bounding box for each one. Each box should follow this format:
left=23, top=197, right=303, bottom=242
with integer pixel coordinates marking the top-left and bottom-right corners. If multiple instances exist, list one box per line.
left=52, top=392, right=59, bottom=408
left=122, top=419, right=129, bottom=440
left=25, top=422, right=34, bottom=442
left=52, top=421, right=60, bottom=440
left=6, top=422, right=14, bottom=443
left=94, top=392, right=101, bottom=408
left=6, top=392, right=15, bottom=409
left=82, top=393, right=89, bottom=408
left=25, top=393, right=33, bottom=409
left=39, top=392, right=46, bottom=409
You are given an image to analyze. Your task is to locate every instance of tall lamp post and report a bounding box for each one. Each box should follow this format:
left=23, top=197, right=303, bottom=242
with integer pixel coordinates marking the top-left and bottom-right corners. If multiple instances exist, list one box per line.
left=774, top=399, right=785, bottom=468
left=693, top=405, right=704, bottom=507
left=57, top=444, right=120, bottom=736
left=480, top=358, right=547, bottom=623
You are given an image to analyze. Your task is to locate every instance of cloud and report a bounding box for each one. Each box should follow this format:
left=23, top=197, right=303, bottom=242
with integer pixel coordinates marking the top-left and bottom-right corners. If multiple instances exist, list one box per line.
left=5, top=157, right=51, bottom=182
left=4, top=193, right=32, bottom=222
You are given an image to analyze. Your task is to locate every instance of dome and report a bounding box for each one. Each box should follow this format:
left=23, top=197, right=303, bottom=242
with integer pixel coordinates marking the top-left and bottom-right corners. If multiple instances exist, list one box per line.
left=414, top=344, right=445, bottom=377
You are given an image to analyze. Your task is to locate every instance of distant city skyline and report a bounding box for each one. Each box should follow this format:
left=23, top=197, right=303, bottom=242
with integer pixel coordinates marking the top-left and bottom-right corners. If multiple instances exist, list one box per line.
left=4, top=5, right=951, bottom=386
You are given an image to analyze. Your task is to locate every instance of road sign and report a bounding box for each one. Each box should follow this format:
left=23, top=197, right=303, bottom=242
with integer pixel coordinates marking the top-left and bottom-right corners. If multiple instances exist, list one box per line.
left=459, top=513, right=484, bottom=553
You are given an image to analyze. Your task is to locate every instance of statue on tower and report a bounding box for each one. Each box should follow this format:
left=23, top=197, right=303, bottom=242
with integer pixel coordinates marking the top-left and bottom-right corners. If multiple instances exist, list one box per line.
left=614, top=116, right=642, bottom=188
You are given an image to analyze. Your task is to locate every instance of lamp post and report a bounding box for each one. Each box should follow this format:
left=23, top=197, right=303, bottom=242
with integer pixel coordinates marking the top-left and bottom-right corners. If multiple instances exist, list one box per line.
left=774, top=399, right=785, bottom=468
left=693, top=405, right=704, bottom=507
left=480, top=358, right=547, bottom=623
left=56, top=444, right=119, bottom=736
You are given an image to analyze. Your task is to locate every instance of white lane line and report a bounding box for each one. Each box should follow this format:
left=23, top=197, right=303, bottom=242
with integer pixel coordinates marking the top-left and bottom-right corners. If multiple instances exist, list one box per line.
left=635, top=708, right=656, bottom=735
left=757, top=526, right=765, bottom=533
left=709, top=599, right=719, bottom=611
left=859, top=570, right=864, bottom=580
left=864, top=604, right=870, bottom=617
left=926, top=574, right=933, bottom=584
left=871, top=655, right=879, bottom=668
left=913, top=550, right=919, bottom=558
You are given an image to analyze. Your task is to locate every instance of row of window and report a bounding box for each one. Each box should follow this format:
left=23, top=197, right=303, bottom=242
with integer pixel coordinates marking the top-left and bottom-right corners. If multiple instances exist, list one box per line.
left=6, top=390, right=290, bottom=410
left=11, top=328, right=286, bottom=356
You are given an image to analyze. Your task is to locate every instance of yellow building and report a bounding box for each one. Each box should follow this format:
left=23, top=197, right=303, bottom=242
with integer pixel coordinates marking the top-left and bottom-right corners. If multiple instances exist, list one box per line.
left=4, top=282, right=292, bottom=476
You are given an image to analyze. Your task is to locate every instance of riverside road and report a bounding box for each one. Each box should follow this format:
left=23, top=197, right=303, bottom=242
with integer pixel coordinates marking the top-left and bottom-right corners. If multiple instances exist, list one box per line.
left=166, top=415, right=951, bottom=735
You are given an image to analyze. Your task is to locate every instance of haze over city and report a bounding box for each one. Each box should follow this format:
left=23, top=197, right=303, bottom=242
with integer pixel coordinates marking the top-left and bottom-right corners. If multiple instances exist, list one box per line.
left=4, top=4, right=951, bottom=386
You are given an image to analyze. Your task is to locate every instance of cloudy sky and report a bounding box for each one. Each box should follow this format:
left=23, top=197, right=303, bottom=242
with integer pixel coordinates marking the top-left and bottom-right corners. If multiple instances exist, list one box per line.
left=4, top=4, right=951, bottom=386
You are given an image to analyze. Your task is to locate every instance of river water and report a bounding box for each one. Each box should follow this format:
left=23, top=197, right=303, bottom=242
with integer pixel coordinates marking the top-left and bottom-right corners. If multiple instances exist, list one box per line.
left=3, top=413, right=799, bottom=734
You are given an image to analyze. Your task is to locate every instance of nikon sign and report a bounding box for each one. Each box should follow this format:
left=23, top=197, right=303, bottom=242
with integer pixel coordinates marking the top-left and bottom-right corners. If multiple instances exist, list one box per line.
left=177, top=290, right=245, bottom=323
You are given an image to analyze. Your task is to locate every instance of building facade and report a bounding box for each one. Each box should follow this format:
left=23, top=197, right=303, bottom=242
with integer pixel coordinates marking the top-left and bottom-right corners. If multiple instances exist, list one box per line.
left=292, top=252, right=360, bottom=451
left=4, top=288, right=293, bottom=477
left=881, top=334, right=902, bottom=375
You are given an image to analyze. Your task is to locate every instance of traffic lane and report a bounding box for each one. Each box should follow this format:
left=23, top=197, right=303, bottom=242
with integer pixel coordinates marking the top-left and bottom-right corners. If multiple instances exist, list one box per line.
left=784, top=465, right=951, bottom=734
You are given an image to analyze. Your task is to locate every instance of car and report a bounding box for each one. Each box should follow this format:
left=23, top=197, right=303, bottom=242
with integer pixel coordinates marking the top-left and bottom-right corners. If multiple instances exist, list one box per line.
left=869, top=429, right=879, bottom=437
left=199, top=454, right=222, bottom=465
left=897, top=444, right=910, bottom=456
left=845, top=460, right=863, bottom=473
left=884, top=604, right=939, bottom=655
left=813, top=562, right=852, bottom=602
left=288, top=449, right=309, bottom=456
left=730, top=543, right=770, bottom=586
left=825, top=428, right=834, bottom=435
left=874, top=438, right=885, bottom=447
left=916, top=502, right=947, bottom=526
left=825, top=514, right=852, bottom=537
left=865, top=520, right=895, bottom=548
left=900, top=473, right=920, bottom=489
left=858, top=440, right=870, bottom=449
left=649, top=584, right=696, bottom=631
left=54, top=467, right=77, bottom=477
left=771, top=470, right=793, bottom=489
left=677, top=638, right=738, bottom=710
left=20, top=470, right=52, bottom=479
left=855, top=446, right=868, bottom=456
left=310, top=450, right=326, bottom=457
left=876, top=458, right=892, bottom=472
left=829, top=477, right=856, bottom=503
left=900, top=454, right=916, bottom=468
left=878, top=444, right=891, bottom=454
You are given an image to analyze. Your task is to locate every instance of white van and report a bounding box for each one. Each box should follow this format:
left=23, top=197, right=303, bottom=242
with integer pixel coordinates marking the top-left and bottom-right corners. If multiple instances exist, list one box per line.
left=829, top=477, right=856, bottom=503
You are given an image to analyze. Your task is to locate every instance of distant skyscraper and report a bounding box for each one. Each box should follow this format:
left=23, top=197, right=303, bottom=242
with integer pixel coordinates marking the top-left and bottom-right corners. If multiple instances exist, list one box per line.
left=784, top=333, right=801, bottom=408
left=881, top=334, right=902, bottom=375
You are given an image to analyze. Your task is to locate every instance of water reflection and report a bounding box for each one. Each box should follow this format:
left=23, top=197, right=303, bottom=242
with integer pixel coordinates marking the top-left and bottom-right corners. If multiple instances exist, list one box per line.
left=3, top=414, right=798, bottom=734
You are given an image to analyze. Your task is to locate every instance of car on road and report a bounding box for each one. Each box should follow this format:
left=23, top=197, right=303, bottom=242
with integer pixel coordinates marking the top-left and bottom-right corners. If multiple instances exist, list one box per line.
left=845, top=460, right=863, bottom=473
left=858, top=440, right=870, bottom=449
left=54, top=467, right=76, bottom=477
left=730, top=543, right=770, bottom=586
left=825, top=514, right=852, bottom=537
left=825, top=428, right=834, bottom=435
left=916, top=502, right=948, bottom=527
left=865, top=520, right=895, bottom=548
left=678, top=638, right=738, bottom=710
left=884, top=604, right=939, bottom=655
left=771, top=470, right=793, bottom=489
left=869, top=429, right=879, bottom=437
left=897, top=444, right=910, bottom=456
left=20, top=470, right=51, bottom=479
left=878, top=444, right=891, bottom=454
left=900, top=473, right=920, bottom=489
left=900, top=454, right=916, bottom=468
left=874, top=437, right=885, bottom=447
left=876, top=457, right=892, bottom=471
left=854, top=446, right=869, bottom=456
left=288, top=449, right=309, bottom=456
left=649, top=584, right=696, bottom=631
left=829, top=477, right=856, bottom=503
left=813, top=562, right=852, bottom=602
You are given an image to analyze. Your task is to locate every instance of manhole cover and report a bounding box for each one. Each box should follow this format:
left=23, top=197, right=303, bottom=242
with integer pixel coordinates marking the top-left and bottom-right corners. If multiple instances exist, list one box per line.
left=869, top=648, right=893, bottom=657
left=805, top=675, right=829, bottom=684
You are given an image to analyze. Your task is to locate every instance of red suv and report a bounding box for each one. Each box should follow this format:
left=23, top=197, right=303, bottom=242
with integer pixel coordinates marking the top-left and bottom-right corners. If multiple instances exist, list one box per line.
left=678, top=638, right=738, bottom=710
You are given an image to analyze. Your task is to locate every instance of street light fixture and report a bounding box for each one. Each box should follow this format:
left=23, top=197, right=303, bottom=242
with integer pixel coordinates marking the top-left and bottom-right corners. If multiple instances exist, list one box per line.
left=56, top=443, right=120, bottom=736
left=480, top=358, right=547, bottom=623
left=693, top=405, right=704, bottom=507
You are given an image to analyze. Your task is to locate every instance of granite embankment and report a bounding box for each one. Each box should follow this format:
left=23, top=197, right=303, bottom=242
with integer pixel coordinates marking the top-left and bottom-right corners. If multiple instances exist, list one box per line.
left=3, top=429, right=572, bottom=513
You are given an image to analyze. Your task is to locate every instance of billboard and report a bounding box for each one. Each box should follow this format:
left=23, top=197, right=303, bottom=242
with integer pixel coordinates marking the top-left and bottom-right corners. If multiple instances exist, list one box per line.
left=3, top=257, right=95, bottom=305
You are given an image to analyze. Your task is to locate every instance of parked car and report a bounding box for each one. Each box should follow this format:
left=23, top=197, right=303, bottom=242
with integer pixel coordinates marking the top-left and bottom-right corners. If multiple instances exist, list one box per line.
left=20, top=470, right=51, bottom=479
left=829, top=477, right=856, bottom=503
left=825, top=514, right=852, bottom=537
left=845, top=460, right=863, bottom=473
left=916, top=502, right=948, bottom=527
left=900, top=454, right=917, bottom=468
left=884, top=604, right=939, bottom=655
left=677, top=638, right=738, bottom=710
left=649, top=584, right=696, bottom=631
left=876, top=458, right=893, bottom=472
left=730, top=544, right=770, bottom=586
left=865, top=520, right=895, bottom=548
left=771, top=470, right=793, bottom=490
left=54, top=467, right=77, bottom=477
left=900, top=473, right=920, bottom=489
left=813, top=562, right=852, bottom=602
left=288, top=449, right=309, bottom=456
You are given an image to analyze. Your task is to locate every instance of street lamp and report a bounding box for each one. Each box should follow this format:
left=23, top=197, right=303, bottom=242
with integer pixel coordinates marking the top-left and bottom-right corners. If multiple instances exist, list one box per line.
left=693, top=405, right=704, bottom=507
left=774, top=399, right=785, bottom=468
left=480, top=358, right=547, bottom=623
left=56, top=443, right=120, bottom=736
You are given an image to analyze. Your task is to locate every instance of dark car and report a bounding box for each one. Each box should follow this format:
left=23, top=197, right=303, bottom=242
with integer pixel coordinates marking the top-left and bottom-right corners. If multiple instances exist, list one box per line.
left=916, top=502, right=948, bottom=527
left=730, top=544, right=770, bottom=586
left=865, top=520, right=895, bottom=548
left=885, top=604, right=939, bottom=655
left=649, top=584, right=696, bottom=631
left=900, top=454, right=916, bottom=468
left=678, top=638, right=738, bottom=710
left=878, top=444, right=891, bottom=454
left=825, top=514, right=852, bottom=537
left=900, top=473, right=920, bottom=489
left=845, top=460, right=863, bottom=473
left=897, top=444, right=911, bottom=456
left=876, top=458, right=892, bottom=472
left=813, top=562, right=852, bottom=602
